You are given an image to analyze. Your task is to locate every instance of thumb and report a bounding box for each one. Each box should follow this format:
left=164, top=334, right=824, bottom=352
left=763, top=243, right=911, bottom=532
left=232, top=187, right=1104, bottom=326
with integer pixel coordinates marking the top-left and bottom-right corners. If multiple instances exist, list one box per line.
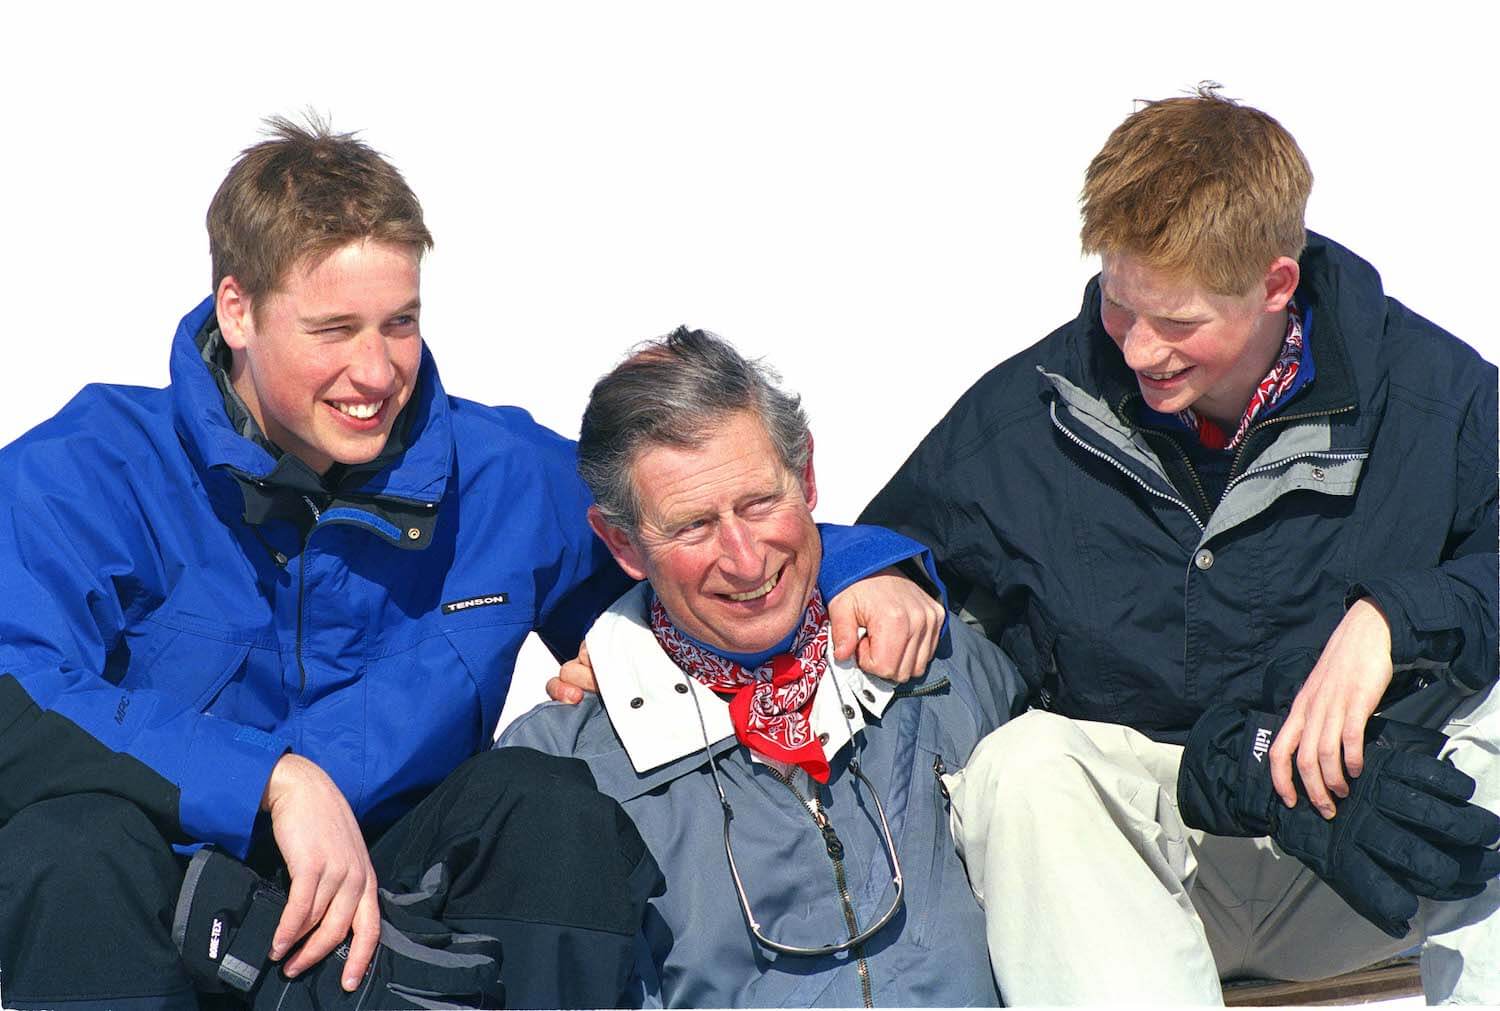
left=830, top=603, right=858, bottom=662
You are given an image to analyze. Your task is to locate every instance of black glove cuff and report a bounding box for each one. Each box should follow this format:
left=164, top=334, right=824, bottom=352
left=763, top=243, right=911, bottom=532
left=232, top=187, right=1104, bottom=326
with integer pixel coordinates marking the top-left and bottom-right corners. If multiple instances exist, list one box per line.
left=1179, top=704, right=1281, bottom=837
left=1234, top=709, right=1284, bottom=833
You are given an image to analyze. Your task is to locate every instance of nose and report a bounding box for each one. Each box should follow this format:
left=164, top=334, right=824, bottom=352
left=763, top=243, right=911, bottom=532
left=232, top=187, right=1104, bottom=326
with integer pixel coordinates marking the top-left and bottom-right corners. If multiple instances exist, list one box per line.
left=346, top=328, right=397, bottom=392
left=715, top=515, right=764, bottom=582
left=1118, top=318, right=1165, bottom=372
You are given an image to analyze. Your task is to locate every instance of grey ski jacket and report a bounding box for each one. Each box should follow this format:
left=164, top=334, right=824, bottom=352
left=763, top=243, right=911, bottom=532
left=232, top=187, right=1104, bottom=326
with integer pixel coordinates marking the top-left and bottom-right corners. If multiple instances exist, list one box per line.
left=501, top=581, right=1027, bottom=1007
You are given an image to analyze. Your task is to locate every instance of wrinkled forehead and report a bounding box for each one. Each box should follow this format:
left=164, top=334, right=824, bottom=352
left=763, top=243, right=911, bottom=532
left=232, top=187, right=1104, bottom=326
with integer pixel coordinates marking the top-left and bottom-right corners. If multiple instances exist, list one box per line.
left=628, top=417, right=797, bottom=526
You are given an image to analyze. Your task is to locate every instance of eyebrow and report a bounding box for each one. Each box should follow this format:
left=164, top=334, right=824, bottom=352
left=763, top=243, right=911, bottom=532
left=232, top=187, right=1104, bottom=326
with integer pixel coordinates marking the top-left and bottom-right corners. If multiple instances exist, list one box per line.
left=300, top=299, right=421, bottom=328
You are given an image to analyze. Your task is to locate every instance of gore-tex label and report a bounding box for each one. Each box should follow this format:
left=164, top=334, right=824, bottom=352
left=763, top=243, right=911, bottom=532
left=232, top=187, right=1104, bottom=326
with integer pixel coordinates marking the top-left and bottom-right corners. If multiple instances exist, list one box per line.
left=442, top=593, right=509, bottom=615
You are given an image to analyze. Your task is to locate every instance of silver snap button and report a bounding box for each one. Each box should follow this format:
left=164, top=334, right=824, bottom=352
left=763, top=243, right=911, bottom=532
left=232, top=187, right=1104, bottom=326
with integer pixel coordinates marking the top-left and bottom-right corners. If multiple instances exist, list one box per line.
left=1311, top=466, right=1325, bottom=481
left=673, top=683, right=689, bottom=694
left=406, top=527, right=421, bottom=540
left=862, top=688, right=876, bottom=703
left=630, top=697, right=644, bottom=709
left=842, top=704, right=856, bottom=719
left=1194, top=549, right=1215, bottom=571
left=817, top=732, right=830, bottom=746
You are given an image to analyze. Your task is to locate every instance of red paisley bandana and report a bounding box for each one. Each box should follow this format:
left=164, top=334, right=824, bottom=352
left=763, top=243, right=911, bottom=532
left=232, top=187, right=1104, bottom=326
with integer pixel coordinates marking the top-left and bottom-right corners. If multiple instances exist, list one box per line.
left=1178, top=302, right=1305, bottom=451
left=649, top=591, right=833, bottom=782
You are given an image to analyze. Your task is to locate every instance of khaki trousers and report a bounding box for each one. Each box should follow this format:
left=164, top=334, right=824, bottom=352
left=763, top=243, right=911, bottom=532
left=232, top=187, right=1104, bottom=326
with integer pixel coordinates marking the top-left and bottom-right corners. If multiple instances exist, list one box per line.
left=944, top=684, right=1499, bottom=1005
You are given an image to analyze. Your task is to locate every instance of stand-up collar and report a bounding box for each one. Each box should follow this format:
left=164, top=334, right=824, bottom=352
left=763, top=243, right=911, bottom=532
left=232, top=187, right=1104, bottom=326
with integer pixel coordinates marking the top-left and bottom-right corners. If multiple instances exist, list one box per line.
left=168, top=296, right=454, bottom=507
left=587, top=582, right=897, bottom=776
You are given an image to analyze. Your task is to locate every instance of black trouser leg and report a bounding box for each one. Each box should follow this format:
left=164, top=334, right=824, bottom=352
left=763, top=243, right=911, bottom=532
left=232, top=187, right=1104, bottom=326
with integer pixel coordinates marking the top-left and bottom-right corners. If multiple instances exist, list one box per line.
left=368, top=747, right=661, bottom=1010
left=0, top=793, right=198, bottom=1010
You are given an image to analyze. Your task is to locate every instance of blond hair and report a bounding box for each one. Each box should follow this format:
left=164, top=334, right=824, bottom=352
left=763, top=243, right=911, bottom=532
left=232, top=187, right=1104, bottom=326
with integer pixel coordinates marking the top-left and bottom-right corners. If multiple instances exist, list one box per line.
left=1080, top=85, right=1312, bottom=295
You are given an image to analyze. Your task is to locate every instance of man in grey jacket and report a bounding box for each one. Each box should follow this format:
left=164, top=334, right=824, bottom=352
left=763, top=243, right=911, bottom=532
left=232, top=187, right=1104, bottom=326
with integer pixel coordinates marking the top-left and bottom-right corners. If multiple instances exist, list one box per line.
left=502, top=327, right=1026, bottom=1007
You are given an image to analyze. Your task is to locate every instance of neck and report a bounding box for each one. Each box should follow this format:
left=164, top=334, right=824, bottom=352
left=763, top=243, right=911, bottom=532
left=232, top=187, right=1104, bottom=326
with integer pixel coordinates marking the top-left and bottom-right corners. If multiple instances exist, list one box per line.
left=1203, top=306, right=1290, bottom=431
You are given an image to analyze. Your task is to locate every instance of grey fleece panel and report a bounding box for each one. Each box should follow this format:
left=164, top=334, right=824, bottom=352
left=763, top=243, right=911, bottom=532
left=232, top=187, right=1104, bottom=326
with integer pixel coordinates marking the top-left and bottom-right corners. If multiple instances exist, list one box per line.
left=1040, top=368, right=1174, bottom=483
left=1203, top=420, right=1368, bottom=544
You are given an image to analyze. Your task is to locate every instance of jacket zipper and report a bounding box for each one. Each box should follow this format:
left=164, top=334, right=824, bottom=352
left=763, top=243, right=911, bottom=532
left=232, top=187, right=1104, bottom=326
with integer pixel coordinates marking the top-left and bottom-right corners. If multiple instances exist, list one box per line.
left=294, top=495, right=323, bottom=693
left=1115, top=391, right=1215, bottom=520
left=766, top=767, right=874, bottom=1008
left=1227, top=403, right=1357, bottom=481
left=1049, top=402, right=1205, bottom=532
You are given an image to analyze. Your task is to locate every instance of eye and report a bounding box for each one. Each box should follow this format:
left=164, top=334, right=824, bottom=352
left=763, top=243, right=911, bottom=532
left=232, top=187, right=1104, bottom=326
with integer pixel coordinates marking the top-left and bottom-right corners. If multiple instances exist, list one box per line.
left=670, top=518, right=711, bottom=540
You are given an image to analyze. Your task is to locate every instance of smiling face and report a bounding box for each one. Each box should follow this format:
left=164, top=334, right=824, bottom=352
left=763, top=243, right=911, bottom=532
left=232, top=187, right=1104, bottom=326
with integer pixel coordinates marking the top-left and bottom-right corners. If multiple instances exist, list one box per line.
left=590, top=410, right=821, bottom=656
left=216, top=239, right=422, bottom=474
left=1099, top=252, right=1298, bottom=430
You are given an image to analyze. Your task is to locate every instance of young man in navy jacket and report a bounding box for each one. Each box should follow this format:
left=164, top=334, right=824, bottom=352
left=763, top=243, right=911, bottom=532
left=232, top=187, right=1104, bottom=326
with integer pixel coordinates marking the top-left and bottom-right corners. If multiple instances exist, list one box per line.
left=863, top=88, right=1498, bottom=1003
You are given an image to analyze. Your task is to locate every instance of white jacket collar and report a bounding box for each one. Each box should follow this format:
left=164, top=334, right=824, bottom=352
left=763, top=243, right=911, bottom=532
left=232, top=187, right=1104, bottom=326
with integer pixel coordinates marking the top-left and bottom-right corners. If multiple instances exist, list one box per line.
left=585, top=582, right=897, bottom=775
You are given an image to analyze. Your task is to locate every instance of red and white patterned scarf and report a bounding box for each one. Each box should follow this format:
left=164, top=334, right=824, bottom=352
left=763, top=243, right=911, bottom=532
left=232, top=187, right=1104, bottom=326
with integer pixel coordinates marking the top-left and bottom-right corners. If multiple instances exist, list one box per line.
left=649, top=591, right=834, bottom=782
left=1179, top=303, right=1304, bottom=451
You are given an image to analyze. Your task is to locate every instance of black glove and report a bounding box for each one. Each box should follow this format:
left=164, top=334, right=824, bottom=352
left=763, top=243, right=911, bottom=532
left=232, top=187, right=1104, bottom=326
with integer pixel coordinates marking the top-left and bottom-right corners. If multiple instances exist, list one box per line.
left=1179, top=705, right=1500, bottom=938
left=174, top=846, right=505, bottom=1009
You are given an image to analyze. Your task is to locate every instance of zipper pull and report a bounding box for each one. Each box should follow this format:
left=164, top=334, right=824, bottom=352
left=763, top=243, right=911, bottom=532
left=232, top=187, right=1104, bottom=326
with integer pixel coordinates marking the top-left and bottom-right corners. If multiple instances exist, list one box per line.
left=933, top=755, right=950, bottom=800
left=811, top=806, right=845, bottom=859
left=820, top=820, right=845, bottom=860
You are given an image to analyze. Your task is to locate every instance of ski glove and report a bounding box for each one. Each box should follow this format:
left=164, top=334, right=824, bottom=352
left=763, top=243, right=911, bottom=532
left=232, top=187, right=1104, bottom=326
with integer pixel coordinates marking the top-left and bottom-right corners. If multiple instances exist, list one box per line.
left=1178, top=705, right=1500, bottom=938
left=174, top=845, right=506, bottom=1009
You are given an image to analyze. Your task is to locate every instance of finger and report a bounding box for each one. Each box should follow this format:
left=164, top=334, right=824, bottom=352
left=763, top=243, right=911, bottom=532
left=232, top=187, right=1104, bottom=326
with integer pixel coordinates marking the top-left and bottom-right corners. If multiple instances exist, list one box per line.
left=285, top=866, right=362, bottom=977
left=1359, top=817, right=1460, bottom=895
left=545, top=676, right=583, bottom=705
left=341, top=879, right=382, bottom=991
left=1299, top=734, right=1337, bottom=819
left=1342, top=717, right=1367, bottom=780
left=891, top=625, right=920, bottom=684
left=1381, top=781, right=1500, bottom=848
left=1316, top=704, right=1350, bottom=802
left=1340, top=846, right=1419, bottom=939
left=855, top=635, right=878, bottom=679
left=905, top=608, right=936, bottom=681
left=830, top=603, right=859, bottom=663
left=273, top=870, right=319, bottom=961
left=1384, top=751, right=1481, bottom=806
left=902, top=605, right=940, bottom=681
left=1269, top=711, right=1303, bottom=809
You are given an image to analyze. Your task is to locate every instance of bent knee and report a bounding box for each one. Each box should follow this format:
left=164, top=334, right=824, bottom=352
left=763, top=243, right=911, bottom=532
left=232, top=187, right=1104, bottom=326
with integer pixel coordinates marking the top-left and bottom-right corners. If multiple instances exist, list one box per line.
left=1, top=793, right=173, bottom=881
left=966, top=711, right=1101, bottom=783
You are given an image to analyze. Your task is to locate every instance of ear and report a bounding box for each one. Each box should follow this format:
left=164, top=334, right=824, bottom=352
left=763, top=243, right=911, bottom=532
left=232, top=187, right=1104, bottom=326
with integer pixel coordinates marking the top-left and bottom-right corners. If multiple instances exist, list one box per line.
left=1260, top=256, right=1300, bottom=314
left=800, top=434, right=818, bottom=512
left=587, top=505, right=650, bottom=581
left=216, top=275, right=254, bottom=351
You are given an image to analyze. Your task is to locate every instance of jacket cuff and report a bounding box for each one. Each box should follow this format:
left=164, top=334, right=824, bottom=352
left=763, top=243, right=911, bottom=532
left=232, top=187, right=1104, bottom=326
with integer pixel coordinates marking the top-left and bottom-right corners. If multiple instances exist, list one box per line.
left=177, top=716, right=291, bottom=859
left=1347, top=575, right=1464, bottom=677
left=816, top=522, right=951, bottom=646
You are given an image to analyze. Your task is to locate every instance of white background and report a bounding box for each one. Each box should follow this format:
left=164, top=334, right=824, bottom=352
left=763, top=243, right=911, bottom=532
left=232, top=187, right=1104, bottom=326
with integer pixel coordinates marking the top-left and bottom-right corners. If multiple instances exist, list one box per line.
left=2, top=2, right=1494, bottom=729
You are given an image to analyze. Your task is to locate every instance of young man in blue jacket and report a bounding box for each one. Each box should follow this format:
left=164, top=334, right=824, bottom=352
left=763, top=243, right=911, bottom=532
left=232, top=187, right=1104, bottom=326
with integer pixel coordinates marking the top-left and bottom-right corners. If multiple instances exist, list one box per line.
left=863, top=88, right=1498, bottom=1003
left=0, top=119, right=941, bottom=1009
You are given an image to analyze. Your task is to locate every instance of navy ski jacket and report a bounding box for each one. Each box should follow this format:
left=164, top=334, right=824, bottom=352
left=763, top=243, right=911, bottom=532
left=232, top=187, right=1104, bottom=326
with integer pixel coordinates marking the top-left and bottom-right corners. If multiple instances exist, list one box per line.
left=863, top=233, right=1497, bottom=742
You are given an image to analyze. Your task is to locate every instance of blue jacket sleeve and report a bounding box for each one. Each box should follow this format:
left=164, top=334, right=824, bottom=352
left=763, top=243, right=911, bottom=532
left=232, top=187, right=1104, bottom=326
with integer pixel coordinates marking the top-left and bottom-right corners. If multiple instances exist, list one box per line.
left=526, top=433, right=637, bottom=663
left=815, top=521, right=951, bottom=646
left=0, top=425, right=287, bottom=858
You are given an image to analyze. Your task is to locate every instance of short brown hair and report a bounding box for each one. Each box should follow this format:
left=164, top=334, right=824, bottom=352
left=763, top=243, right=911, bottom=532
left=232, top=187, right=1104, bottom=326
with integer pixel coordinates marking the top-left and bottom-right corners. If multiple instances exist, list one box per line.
left=1080, top=85, right=1312, bottom=295
left=207, top=114, right=433, bottom=301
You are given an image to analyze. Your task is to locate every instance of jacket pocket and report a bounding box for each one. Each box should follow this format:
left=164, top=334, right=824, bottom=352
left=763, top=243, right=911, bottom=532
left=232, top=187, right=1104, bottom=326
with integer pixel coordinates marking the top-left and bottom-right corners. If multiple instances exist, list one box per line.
left=118, top=621, right=254, bottom=715
left=902, top=736, right=962, bottom=950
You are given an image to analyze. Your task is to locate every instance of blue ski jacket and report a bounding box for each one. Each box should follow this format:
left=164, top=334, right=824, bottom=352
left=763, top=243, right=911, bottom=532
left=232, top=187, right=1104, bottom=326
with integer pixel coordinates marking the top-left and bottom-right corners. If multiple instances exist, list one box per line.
left=0, top=297, right=909, bottom=858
